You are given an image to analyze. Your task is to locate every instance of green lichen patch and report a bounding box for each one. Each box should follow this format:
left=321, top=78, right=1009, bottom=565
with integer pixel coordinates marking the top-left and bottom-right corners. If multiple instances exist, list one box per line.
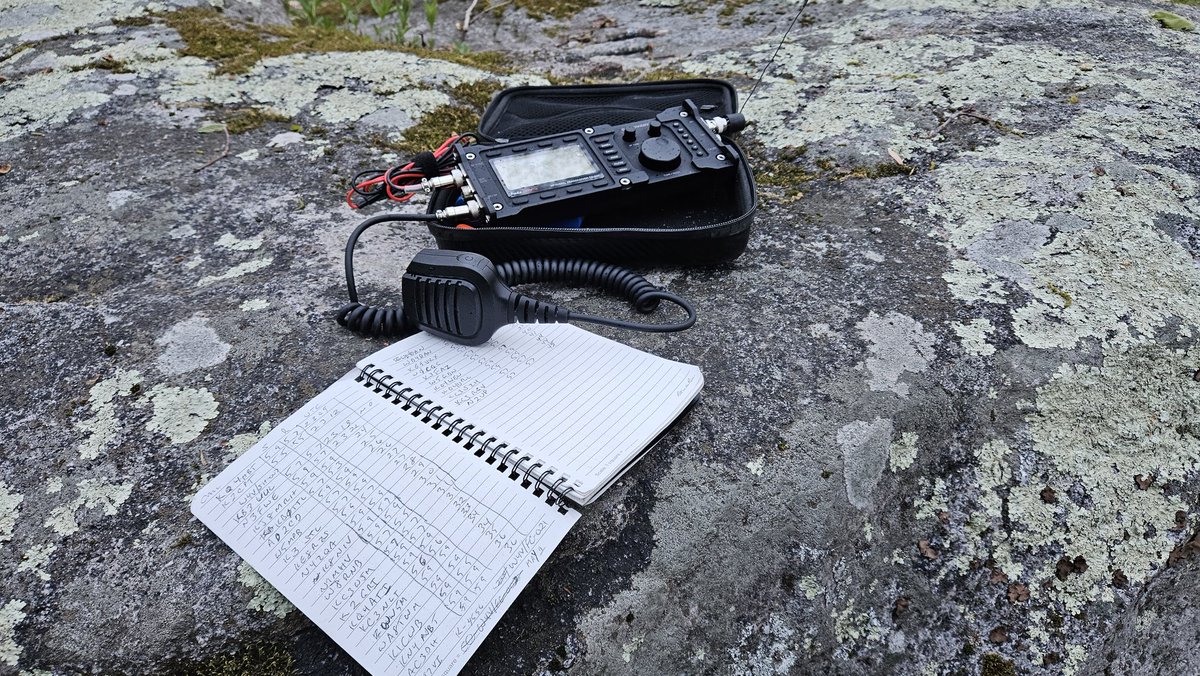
left=160, top=7, right=511, bottom=76
left=390, top=80, right=504, bottom=154
left=221, top=108, right=292, bottom=135
left=984, top=344, right=1200, bottom=615
left=1152, top=10, right=1196, bottom=30
left=512, top=0, right=599, bottom=20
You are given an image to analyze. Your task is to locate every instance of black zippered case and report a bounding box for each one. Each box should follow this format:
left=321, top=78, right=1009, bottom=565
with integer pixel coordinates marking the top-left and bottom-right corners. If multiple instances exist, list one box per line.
left=426, top=79, right=756, bottom=266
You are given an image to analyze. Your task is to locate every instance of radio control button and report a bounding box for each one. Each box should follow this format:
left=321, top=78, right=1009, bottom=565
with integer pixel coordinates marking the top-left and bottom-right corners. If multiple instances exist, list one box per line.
left=622, top=127, right=637, bottom=142
left=648, top=121, right=662, bottom=137
left=638, top=136, right=681, bottom=170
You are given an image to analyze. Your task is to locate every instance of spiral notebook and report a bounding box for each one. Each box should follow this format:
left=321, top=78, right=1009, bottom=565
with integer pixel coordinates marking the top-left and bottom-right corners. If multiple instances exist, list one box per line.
left=191, top=324, right=702, bottom=675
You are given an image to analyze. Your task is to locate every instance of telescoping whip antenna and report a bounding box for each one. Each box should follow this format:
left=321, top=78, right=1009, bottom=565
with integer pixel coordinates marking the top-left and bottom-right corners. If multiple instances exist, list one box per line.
left=741, top=0, right=812, bottom=112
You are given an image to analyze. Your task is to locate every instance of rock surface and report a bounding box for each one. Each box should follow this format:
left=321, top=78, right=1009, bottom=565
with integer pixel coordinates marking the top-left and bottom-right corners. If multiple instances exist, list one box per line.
left=2, top=0, right=1199, bottom=674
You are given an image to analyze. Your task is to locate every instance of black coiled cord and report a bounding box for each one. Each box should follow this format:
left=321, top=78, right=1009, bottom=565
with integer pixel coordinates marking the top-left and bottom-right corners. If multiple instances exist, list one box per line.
left=496, top=259, right=697, bottom=333
left=495, top=259, right=662, bottom=313
left=335, top=213, right=436, bottom=338
left=335, top=213, right=696, bottom=340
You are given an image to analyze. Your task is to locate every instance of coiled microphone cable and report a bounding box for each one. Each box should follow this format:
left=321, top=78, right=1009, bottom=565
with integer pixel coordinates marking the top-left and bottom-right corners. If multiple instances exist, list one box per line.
left=335, top=213, right=696, bottom=345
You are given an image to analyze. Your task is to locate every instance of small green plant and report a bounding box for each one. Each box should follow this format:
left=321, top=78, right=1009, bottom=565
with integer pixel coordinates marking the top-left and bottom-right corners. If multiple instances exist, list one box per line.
left=423, top=0, right=438, bottom=46
left=367, top=0, right=414, bottom=43
left=368, top=0, right=395, bottom=39
left=285, top=0, right=329, bottom=27
left=396, top=0, right=412, bottom=43
left=367, top=0, right=395, bottom=16
left=337, top=0, right=362, bottom=29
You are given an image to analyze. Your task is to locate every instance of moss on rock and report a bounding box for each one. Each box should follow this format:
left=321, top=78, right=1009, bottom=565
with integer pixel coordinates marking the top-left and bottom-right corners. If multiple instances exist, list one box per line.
left=748, top=143, right=917, bottom=201
left=221, top=108, right=292, bottom=135
left=181, top=641, right=296, bottom=676
left=1152, top=10, right=1196, bottom=31
left=390, top=80, right=505, bottom=154
left=512, top=0, right=599, bottom=20
left=980, top=653, right=1016, bottom=676
left=160, top=7, right=512, bottom=76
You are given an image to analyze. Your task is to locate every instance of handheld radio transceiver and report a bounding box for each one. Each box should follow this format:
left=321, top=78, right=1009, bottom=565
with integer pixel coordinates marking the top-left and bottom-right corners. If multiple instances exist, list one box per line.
left=429, top=99, right=746, bottom=227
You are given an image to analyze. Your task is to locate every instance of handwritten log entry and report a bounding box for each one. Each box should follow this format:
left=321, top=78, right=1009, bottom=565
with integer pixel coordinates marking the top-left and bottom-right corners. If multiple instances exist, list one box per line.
left=193, top=373, right=578, bottom=676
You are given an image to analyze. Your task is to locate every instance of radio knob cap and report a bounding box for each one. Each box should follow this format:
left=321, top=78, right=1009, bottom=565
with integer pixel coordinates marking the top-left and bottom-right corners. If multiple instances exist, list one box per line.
left=647, top=121, right=662, bottom=137
left=622, top=127, right=637, bottom=142
left=638, top=136, right=682, bottom=171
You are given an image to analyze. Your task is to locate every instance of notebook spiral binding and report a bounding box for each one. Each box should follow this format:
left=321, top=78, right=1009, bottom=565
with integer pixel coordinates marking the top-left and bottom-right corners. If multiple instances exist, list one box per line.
left=356, top=364, right=574, bottom=514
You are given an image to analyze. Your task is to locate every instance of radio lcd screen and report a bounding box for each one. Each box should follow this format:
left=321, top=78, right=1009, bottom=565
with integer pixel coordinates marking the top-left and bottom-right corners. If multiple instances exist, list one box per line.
left=490, top=144, right=603, bottom=197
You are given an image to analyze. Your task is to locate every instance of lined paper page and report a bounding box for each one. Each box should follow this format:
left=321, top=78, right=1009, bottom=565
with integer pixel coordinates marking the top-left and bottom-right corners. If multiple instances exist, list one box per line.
left=192, top=372, right=577, bottom=676
left=367, top=324, right=702, bottom=503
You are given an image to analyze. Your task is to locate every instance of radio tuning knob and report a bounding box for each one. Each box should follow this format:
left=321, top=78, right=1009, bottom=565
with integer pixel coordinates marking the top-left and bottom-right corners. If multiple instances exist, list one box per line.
left=638, top=136, right=682, bottom=171
left=622, top=127, right=637, bottom=142
left=647, top=121, right=662, bottom=138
